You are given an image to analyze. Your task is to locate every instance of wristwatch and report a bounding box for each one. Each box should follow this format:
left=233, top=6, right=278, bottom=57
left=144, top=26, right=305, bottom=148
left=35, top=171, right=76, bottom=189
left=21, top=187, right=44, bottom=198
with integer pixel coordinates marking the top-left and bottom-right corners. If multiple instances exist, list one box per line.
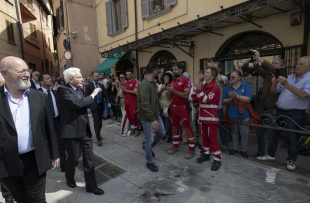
left=237, top=95, right=240, bottom=100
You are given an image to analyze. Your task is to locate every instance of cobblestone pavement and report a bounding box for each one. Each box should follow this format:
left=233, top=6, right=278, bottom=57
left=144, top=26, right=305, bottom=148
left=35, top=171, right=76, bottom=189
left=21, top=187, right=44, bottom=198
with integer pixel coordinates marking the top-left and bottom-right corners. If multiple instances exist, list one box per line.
left=1, top=117, right=310, bottom=203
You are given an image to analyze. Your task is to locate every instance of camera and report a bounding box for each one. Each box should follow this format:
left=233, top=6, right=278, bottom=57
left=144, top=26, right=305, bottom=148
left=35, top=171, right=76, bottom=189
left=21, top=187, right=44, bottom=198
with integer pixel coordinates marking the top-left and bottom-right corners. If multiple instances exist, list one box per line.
left=248, top=50, right=256, bottom=55
left=248, top=50, right=256, bottom=62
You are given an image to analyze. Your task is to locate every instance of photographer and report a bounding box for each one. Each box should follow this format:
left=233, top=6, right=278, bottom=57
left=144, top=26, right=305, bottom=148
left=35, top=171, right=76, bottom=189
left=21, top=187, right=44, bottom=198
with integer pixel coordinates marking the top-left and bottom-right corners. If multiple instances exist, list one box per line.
left=107, top=76, right=118, bottom=120
left=251, top=50, right=283, bottom=162
left=271, top=56, right=310, bottom=171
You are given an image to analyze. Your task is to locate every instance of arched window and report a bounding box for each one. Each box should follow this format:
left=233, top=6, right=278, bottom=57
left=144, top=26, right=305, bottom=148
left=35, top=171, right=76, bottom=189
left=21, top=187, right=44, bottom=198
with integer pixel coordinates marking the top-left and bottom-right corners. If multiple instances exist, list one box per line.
left=150, top=50, right=177, bottom=65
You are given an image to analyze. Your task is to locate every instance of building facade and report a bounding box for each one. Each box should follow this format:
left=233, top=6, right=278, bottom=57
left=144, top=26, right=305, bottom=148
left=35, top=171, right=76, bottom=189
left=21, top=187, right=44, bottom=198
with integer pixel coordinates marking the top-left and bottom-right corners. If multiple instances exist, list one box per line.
left=0, top=0, right=23, bottom=60
left=17, top=0, right=56, bottom=74
left=96, top=0, right=310, bottom=88
left=53, top=0, right=99, bottom=77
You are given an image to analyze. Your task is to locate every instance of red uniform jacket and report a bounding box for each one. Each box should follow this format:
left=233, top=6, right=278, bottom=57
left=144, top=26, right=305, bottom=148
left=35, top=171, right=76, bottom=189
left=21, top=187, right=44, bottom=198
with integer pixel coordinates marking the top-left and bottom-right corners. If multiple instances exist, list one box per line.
left=191, top=80, right=221, bottom=124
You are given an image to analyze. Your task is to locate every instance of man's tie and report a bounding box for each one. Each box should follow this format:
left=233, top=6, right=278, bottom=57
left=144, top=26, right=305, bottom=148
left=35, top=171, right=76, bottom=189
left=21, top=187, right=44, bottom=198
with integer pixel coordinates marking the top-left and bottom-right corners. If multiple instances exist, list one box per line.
left=75, top=89, right=82, bottom=99
left=96, top=83, right=102, bottom=103
left=47, top=90, right=56, bottom=118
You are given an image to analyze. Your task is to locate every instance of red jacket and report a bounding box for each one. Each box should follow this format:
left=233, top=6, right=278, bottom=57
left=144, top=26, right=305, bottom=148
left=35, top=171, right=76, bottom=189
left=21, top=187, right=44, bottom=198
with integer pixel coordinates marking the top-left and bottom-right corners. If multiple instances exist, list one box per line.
left=223, top=98, right=261, bottom=131
left=191, top=80, right=221, bottom=124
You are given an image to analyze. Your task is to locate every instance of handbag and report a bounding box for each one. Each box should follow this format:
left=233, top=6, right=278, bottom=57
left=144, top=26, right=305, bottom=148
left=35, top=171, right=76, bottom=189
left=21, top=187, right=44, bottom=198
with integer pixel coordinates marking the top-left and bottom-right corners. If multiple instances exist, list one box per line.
left=253, top=83, right=272, bottom=115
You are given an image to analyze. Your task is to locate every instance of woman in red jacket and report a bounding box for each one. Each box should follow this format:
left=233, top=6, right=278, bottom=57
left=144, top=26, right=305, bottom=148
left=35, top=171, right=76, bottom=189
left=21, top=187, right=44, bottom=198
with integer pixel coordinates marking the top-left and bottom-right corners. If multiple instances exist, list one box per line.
left=191, top=67, right=222, bottom=171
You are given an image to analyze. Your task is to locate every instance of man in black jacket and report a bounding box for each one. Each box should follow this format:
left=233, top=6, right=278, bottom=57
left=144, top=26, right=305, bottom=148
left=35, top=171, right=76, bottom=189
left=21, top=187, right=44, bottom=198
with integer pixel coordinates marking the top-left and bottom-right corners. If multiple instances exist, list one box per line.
left=0, top=56, right=59, bottom=202
left=85, top=72, right=110, bottom=146
left=30, top=71, right=41, bottom=89
left=38, top=73, right=67, bottom=172
left=57, top=67, right=104, bottom=195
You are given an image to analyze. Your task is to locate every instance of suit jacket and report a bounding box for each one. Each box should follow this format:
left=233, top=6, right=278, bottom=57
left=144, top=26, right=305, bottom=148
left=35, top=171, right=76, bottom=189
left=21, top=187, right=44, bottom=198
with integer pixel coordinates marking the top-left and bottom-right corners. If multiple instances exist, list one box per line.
left=57, top=83, right=94, bottom=139
left=30, top=79, right=39, bottom=89
left=84, top=82, right=110, bottom=112
left=0, top=86, right=59, bottom=179
left=37, top=88, right=59, bottom=112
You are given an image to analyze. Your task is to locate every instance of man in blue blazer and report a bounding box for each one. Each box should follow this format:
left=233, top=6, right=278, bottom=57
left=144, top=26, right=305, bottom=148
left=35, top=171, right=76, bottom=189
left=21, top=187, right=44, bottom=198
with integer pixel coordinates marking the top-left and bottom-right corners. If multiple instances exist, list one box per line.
left=38, top=73, right=67, bottom=172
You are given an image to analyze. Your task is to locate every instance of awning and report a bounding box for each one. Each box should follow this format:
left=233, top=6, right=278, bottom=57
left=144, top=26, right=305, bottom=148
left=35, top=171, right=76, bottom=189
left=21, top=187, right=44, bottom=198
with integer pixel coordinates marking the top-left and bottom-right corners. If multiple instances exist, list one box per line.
left=94, top=52, right=126, bottom=74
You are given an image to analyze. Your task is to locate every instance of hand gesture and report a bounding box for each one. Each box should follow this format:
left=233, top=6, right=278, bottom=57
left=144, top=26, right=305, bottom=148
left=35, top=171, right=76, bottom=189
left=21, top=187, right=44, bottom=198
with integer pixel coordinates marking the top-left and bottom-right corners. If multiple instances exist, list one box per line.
left=115, top=97, right=118, bottom=103
left=134, top=88, right=138, bottom=95
left=51, top=158, right=60, bottom=168
left=87, top=109, right=91, bottom=114
left=91, top=88, right=102, bottom=97
left=152, top=120, right=160, bottom=132
left=108, top=103, right=111, bottom=108
left=161, top=85, right=167, bottom=92
left=167, top=84, right=174, bottom=93
left=229, top=90, right=238, bottom=98
left=207, top=62, right=214, bottom=68
left=277, top=76, right=287, bottom=85
left=197, top=70, right=204, bottom=81
left=272, top=76, right=278, bottom=85
left=193, top=82, right=201, bottom=91
left=250, top=49, right=260, bottom=60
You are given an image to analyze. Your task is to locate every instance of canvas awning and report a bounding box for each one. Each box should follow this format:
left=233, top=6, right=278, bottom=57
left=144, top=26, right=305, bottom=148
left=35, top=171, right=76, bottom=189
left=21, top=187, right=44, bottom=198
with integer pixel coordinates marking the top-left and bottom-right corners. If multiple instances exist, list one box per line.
left=94, top=52, right=126, bottom=74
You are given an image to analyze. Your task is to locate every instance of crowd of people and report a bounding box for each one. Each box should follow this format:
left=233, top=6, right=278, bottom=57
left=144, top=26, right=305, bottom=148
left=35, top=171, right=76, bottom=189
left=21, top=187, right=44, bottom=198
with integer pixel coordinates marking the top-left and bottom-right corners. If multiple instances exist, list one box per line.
left=0, top=50, right=310, bottom=202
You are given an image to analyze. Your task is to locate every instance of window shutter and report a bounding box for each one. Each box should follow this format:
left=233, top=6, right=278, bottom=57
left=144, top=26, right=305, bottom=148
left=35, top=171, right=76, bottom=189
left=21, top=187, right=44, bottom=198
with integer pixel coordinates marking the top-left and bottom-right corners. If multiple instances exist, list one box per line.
left=27, top=0, right=33, bottom=9
left=6, top=21, right=12, bottom=42
left=141, top=0, right=149, bottom=19
left=121, top=0, right=128, bottom=29
left=48, top=37, right=51, bottom=48
left=56, top=8, right=60, bottom=31
left=165, top=0, right=177, bottom=7
left=9, top=22, right=15, bottom=43
left=30, top=23, right=37, bottom=39
left=105, top=0, right=113, bottom=35
left=60, top=0, right=65, bottom=28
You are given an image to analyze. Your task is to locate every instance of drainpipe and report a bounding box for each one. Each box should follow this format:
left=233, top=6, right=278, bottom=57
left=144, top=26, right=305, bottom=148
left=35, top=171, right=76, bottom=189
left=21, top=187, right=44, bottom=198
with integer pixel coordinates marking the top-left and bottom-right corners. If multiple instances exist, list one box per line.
left=134, top=0, right=139, bottom=80
left=39, top=5, right=46, bottom=72
left=14, top=0, right=24, bottom=59
left=94, top=1, right=101, bottom=67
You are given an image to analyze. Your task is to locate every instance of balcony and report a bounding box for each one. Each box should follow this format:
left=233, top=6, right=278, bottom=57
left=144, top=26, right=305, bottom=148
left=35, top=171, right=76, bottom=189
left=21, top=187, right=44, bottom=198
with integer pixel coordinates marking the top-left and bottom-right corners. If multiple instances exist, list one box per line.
left=23, top=29, right=40, bottom=49
left=20, top=0, right=36, bottom=20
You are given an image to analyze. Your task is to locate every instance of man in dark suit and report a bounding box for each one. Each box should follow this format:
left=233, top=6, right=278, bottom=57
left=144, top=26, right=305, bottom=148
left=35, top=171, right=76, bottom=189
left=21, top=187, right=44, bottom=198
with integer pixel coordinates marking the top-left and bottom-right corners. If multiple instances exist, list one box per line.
left=85, top=72, right=110, bottom=146
left=57, top=67, right=104, bottom=195
left=38, top=73, right=67, bottom=172
left=30, top=71, right=41, bottom=89
left=0, top=56, right=59, bottom=202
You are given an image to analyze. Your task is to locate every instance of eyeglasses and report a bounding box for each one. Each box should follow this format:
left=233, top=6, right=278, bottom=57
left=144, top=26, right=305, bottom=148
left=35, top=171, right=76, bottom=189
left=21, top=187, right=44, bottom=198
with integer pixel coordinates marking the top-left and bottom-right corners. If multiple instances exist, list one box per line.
left=230, top=77, right=236, bottom=79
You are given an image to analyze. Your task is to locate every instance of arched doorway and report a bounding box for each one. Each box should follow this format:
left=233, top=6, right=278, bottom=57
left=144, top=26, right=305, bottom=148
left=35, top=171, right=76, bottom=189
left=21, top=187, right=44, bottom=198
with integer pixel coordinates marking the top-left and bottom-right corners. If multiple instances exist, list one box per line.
left=141, top=50, right=182, bottom=80
left=115, top=52, right=137, bottom=79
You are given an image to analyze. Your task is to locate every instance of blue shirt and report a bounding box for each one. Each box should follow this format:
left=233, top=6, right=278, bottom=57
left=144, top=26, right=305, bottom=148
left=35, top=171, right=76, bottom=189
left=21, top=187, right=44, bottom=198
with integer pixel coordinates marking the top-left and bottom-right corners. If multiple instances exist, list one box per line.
left=276, top=72, right=310, bottom=110
left=223, top=81, right=253, bottom=118
left=4, top=84, right=34, bottom=154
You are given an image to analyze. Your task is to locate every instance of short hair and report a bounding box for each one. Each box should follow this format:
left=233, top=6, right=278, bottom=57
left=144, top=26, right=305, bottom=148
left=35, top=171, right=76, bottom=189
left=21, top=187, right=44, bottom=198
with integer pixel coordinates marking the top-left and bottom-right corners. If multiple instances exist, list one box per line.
left=161, top=72, right=173, bottom=84
left=63, top=67, right=80, bottom=82
left=183, top=72, right=191, bottom=80
left=126, top=70, right=133, bottom=74
left=231, top=70, right=243, bottom=77
left=273, top=58, right=286, bottom=67
left=146, top=62, right=158, bottom=74
left=119, top=73, right=125, bottom=77
left=38, top=73, right=50, bottom=82
left=101, top=72, right=106, bottom=76
left=32, top=71, right=40, bottom=76
left=300, top=56, right=310, bottom=66
left=213, top=61, right=222, bottom=69
left=207, top=67, right=218, bottom=81
left=91, top=72, right=99, bottom=76
left=172, top=63, right=185, bottom=73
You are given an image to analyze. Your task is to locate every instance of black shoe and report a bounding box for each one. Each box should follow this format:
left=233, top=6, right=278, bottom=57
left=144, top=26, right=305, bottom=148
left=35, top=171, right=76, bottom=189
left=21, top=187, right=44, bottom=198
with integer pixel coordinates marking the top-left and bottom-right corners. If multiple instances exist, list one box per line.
left=166, top=131, right=168, bottom=135
left=211, top=160, right=221, bottom=171
left=67, top=180, right=76, bottom=188
left=162, top=136, right=166, bottom=140
left=61, top=166, right=66, bottom=173
left=86, top=187, right=104, bottom=195
left=196, top=154, right=210, bottom=163
left=5, top=198, right=14, bottom=203
left=146, top=163, right=158, bottom=172
left=142, top=143, right=155, bottom=157
left=102, top=117, right=107, bottom=120
left=229, top=150, right=238, bottom=155
left=76, top=161, right=79, bottom=167
left=167, top=138, right=172, bottom=143
left=97, top=140, right=102, bottom=146
left=240, top=151, right=249, bottom=158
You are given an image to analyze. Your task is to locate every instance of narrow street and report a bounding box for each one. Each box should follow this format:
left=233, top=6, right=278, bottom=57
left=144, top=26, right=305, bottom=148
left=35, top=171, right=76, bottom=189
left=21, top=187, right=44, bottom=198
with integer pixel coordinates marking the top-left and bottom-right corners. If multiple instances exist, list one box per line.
left=1, top=118, right=309, bottom=203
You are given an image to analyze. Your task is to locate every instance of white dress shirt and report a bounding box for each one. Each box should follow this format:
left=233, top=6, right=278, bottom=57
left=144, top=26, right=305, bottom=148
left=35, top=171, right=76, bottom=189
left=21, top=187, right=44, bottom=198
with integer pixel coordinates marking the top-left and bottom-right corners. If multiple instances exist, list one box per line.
left=41, top=87, right=59, bottom=118
left=32, top=79, right=41, bottom=89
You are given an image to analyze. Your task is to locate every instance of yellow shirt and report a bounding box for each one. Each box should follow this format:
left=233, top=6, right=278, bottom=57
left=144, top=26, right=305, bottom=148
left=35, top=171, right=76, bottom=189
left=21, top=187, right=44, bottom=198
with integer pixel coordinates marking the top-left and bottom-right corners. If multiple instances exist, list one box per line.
left=117, top=86, right=125, bottom=98
left=158, top=84, right=171, bottom=109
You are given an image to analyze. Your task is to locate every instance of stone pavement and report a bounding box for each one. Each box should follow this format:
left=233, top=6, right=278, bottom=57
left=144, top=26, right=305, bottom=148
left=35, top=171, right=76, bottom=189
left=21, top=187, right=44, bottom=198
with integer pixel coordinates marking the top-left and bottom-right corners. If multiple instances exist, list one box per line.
left=1, top=117, right=310, bottom=203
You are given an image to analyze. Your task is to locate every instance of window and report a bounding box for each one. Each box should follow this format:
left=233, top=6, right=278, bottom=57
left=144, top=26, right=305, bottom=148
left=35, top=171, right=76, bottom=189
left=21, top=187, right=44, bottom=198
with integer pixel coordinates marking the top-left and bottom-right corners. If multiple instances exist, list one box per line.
left=6, top=20, right=15, bottom=43
left=48, top=37, right=51, bottom=49
left=142, top=0, right=176, bottom=19
left=29, top=63, right=36, bottom=72
left=27, top=0, right=33, bottom=9
left=106, top=0, right=128, bottom=35
left=43, top=32, right=47, bottom=46
left=45, top=14, right=48, bottom=26
left=29, top=23, right=37, bottom=39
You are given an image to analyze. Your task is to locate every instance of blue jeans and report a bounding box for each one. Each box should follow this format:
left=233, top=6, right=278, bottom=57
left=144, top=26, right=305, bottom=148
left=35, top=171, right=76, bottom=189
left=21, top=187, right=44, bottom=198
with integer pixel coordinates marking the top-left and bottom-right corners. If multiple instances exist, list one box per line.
left=256, top=108, right=282, bottom=157
left=218, top=108, right=228, bottom=147
left=141, top=115, right=165, bottom=163
left=279, top=109, right=305, bottom=161
left=104, top=101, right=108, bottom=116
left=160, top=109, right=172, bottom=138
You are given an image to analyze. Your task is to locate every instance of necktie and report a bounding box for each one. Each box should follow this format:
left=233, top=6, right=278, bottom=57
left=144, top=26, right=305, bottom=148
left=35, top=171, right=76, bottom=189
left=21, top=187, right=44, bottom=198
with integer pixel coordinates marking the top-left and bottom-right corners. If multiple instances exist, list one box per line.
left=75, top=89, right=82, bottom=99
left=96, top=83, right=102, bottom=103
left=47, top=90, right=56, bottom=118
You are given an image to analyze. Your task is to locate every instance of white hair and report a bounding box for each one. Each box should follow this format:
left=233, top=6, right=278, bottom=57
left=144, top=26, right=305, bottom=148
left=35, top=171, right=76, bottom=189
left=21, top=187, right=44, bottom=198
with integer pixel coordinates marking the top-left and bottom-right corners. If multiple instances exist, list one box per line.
left=63, top=67, right=80, bottom=82
left=300, top=56, right=310, bottom=66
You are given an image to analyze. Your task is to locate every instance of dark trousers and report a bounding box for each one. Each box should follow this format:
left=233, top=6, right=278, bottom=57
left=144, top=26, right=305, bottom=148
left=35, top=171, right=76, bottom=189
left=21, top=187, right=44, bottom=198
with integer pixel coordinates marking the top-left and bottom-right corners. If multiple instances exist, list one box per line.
left=218, top=108, right=228, bottom=147
left=279, top=109, right=305, bottom=162
left=256, top=108, right=282, bottom=157
left=109, top=95, right=117, bottom=117
left=53, top=117, right=67, bottom=168
left=92, top=104, right=104, bottom=141
left=2, top=150, right=47, bottom=203
left=62, top=130, right=97, bottom=189
left=1, top=180, right=12, bottom=199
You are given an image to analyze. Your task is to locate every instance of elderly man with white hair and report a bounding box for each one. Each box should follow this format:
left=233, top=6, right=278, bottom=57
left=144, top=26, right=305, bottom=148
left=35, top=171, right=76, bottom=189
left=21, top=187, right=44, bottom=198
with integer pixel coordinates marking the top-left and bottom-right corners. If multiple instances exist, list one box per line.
left=57, top=67, right=105, bottom=195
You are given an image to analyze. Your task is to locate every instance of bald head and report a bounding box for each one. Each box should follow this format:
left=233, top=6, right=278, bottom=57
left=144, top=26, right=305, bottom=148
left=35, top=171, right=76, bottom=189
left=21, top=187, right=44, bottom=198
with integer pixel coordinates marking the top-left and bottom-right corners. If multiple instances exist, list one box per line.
left=0, top=56, right=27, bottom=70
